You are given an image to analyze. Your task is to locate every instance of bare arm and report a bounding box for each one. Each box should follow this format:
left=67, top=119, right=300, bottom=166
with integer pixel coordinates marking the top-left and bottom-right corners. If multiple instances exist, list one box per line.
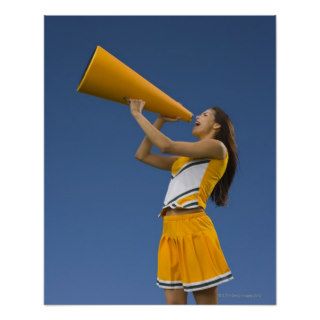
left=135, top=117, right=165, bottom=159
left=163, top=139, right=228, bottom=160
left=129, top=102, right=224, bottom=160
left=135, top=116, right=180, bottom=171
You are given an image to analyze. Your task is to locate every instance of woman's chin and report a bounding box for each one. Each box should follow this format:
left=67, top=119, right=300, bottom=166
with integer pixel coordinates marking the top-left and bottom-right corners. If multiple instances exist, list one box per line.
left=191, top=129, right=199, bottom=138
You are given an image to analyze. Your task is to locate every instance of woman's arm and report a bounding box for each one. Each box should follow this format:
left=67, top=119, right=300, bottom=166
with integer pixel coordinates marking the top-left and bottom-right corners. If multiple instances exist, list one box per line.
left=132, top=112, right=226, bottom=160
left=134, top=117, right=165, bottom=159
left=164, top=139, right=227, bottom=160
left=132, top=112, right=171, bottom=152
left=129, top=98, right=226, bottom=160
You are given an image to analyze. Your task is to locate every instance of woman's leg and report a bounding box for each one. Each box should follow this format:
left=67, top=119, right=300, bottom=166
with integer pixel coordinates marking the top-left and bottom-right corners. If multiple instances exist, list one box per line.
left=164, top=288, right=188, bottom=304
left=192, top=286, right=218, bottom=304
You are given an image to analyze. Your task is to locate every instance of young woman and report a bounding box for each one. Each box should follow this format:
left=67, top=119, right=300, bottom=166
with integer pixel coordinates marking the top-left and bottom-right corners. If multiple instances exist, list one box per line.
left=126, top=98, right=238, bottom=305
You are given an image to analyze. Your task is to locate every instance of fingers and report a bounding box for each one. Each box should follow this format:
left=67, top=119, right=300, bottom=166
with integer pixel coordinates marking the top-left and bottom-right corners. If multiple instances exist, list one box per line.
left=162, top=116, right=181, bottom=122
left=126, top=98, right=141, bottom=101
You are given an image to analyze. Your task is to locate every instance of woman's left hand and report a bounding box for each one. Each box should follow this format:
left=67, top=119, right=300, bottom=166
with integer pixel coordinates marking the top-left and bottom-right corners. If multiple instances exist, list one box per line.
left=125, top=98, right=145, bottom=116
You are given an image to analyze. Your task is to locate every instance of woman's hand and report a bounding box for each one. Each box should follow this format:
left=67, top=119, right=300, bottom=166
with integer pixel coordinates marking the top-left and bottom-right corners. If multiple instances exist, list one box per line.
left=158, top=114, right=181, bottom=122
left=125, top=97, right=145, bottom=116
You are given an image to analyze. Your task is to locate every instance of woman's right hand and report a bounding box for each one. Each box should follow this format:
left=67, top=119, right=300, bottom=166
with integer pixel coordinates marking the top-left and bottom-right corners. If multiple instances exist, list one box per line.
left=158, top=114, right=181, bottom=122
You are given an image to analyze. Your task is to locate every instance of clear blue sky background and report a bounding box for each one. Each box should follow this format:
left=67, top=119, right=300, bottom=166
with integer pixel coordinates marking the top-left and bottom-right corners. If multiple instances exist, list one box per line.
left=45, top=16, right=275, bottom=305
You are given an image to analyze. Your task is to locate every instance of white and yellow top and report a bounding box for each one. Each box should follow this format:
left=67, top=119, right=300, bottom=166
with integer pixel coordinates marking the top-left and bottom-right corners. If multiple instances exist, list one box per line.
left=158, top=151, right=229, bottom=218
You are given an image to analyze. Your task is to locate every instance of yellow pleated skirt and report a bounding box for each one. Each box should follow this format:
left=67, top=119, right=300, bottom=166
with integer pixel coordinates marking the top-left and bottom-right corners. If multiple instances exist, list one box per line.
left=156, top=210, right=234, bottom=292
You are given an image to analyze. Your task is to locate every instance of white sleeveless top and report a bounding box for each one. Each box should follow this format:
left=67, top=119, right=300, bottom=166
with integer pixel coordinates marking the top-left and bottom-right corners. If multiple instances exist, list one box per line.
left=158, top=152, right=228, bottom=218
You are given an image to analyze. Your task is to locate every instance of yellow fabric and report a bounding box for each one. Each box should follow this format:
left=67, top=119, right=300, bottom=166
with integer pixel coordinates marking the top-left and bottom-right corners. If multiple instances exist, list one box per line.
left=156, top=210, right=234, bottom=292
left=176, top=193, right=198, bottom=206
left=198, top=153, right=229, bottom=209
left=171, top=156, right=190, bottom=175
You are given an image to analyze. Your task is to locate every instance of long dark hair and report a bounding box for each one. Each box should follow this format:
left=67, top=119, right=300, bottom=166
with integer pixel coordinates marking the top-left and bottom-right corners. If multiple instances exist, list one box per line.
left=209, top=106, right=239, bottom=206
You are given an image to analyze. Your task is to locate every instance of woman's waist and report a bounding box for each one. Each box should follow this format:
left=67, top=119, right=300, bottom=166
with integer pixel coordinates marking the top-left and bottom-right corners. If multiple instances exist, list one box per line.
left=165, top=206, right=205, bottom=216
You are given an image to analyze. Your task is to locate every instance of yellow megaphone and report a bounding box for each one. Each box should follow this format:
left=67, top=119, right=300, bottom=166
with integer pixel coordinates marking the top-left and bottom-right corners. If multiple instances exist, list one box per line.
left=77, top=46, right=193, bottom=122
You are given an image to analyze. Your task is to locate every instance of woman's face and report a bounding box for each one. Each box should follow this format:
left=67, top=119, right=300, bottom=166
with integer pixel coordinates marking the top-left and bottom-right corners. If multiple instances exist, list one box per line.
left=192, top=108, right=217, bottom=138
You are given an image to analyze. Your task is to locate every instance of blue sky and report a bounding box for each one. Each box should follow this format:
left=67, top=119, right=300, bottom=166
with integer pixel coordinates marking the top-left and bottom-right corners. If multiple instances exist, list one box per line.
left=45, top=15, right=275, bottom=305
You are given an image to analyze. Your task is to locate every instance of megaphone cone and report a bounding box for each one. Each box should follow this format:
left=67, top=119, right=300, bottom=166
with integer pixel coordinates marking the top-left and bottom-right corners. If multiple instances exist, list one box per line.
left=77, top=46, right=193, bottom=122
